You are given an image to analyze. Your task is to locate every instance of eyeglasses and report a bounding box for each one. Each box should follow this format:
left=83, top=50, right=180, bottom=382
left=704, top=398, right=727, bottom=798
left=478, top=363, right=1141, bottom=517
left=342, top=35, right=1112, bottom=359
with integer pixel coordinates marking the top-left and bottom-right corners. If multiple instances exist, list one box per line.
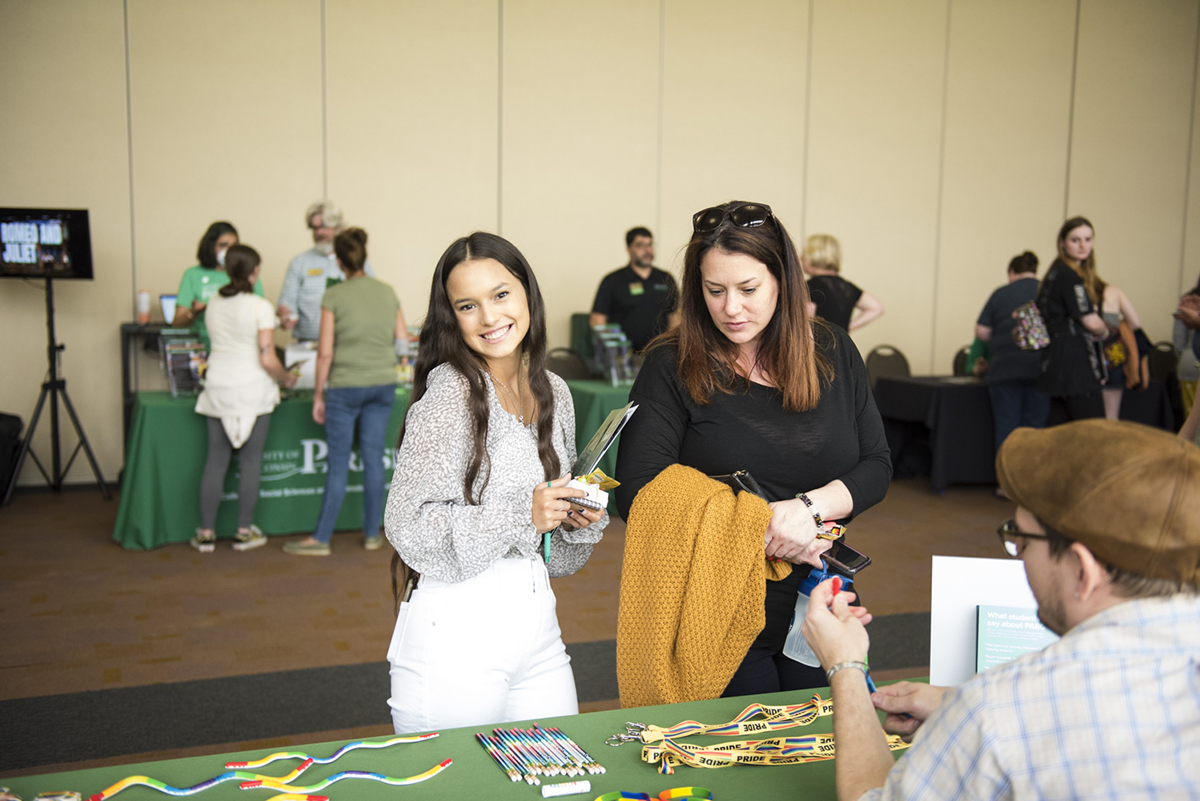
left=692, top=202, right=774, bottom=234
left=996, top=519, right=1050, bottom=557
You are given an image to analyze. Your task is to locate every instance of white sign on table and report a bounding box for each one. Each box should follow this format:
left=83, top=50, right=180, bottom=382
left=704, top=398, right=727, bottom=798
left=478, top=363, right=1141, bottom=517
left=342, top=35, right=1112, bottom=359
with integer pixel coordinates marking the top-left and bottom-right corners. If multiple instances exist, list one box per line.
left=929, top=555, right=1048, bottom=686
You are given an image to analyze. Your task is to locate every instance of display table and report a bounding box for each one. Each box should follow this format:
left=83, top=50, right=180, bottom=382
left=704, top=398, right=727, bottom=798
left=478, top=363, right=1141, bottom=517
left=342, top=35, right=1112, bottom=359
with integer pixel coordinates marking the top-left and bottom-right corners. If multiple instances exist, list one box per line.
left=114, top=381, right=632, bottom=549
left=875, top=375, right=1176, bottom=491
left=0, top=687, right=891, bottom=799
left=113, top=389, right=411, bottom=549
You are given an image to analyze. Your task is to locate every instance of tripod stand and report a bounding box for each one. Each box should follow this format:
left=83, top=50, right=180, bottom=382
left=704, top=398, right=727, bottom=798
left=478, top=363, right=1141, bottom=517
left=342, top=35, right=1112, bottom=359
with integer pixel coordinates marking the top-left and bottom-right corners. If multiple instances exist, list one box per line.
left=2, top=277, right=111, bottom=506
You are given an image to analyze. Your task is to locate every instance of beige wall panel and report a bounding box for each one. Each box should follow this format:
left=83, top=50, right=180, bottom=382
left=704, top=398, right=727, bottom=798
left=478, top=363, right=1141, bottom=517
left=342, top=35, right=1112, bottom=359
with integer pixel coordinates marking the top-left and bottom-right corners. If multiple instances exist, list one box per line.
left=1068, top=0, right=1198, bottom=343
left=804, top=0, right=948, bottom=373
left=1184, top=43, right=1200, bottom=299
left=326, top=0, right=499, bottom=323
left=0, top=0, right=131, bottom=485
left=500, top=0, right=661, bottom=347
left=658, top=0, right=810, bottom=276
left=127, top=0, right=324, bottom=307
left=933, top=0, right=1076, bottom=373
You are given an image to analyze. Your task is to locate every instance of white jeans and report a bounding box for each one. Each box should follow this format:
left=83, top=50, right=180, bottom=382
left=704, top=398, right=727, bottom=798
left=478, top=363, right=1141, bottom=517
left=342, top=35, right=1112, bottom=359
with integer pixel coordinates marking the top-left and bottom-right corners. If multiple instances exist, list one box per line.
left=387, top=556, right=579, bottom=733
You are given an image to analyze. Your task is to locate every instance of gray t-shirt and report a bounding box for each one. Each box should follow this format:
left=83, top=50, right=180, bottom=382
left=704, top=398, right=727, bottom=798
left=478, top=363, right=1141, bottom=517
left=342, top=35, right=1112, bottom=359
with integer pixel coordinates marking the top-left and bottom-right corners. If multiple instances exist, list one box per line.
left=277, top=248, right=375, bottom=341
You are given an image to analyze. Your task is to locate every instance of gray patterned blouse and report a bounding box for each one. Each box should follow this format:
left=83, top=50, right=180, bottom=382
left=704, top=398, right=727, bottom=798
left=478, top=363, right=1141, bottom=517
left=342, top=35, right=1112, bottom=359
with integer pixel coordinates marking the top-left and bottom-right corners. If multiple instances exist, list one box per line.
left=384, top=363, right=607, bottom=583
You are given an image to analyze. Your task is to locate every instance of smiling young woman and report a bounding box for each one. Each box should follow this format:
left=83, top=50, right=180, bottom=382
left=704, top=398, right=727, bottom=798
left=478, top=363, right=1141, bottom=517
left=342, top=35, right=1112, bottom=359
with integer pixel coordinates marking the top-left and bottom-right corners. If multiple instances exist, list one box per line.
left=381, top=232, right=608, bottom=734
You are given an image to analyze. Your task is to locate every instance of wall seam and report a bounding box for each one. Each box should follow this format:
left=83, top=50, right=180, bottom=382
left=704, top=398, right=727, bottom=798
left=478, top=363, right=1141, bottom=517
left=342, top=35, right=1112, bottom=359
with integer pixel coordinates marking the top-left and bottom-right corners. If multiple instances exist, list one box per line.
left=1063, top=0, right=1081, bottom=219
left=929, top=0, right=953, bottom=373
left=123, top=0, right=137, bottom=318
left=497, top=0, right=505, bottom=235
left=800, top=0, right=814, bottom=239
left=1178, top=2, right=1200, bottom=295
left=654, top=0, right=666, bottom=241
left=320, top=0, right=328, bottom=198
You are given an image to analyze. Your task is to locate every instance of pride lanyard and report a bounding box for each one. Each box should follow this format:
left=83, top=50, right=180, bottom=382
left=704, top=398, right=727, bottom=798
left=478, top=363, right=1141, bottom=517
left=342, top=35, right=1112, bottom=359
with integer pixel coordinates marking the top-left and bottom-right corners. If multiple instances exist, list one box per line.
left=632, top=695, right=910, bottom=775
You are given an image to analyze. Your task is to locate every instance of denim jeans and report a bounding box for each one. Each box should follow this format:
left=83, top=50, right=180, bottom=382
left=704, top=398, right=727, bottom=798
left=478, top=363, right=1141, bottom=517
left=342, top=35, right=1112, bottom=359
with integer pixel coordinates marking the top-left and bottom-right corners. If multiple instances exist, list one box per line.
left=313, top=383, right=397, bottom=544
left=988, top=379, right=1050, bottom=451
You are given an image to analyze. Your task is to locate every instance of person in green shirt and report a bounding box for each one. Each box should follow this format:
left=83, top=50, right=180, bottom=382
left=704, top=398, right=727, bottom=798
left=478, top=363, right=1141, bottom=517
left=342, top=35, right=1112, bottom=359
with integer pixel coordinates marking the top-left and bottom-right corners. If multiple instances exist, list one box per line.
left=284, top=227, right=407, bottom=556
left=173, top=221, right=264, bottom=348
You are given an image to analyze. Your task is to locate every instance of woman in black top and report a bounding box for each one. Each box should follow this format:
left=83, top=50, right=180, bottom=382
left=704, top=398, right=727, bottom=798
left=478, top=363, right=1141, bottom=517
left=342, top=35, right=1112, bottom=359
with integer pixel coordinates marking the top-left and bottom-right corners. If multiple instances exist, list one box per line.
left=1037, top=217, right=1110, bottom=425
left=802, top=234, right=885, bottom=332
left=615, top=201, right=892, bottom=695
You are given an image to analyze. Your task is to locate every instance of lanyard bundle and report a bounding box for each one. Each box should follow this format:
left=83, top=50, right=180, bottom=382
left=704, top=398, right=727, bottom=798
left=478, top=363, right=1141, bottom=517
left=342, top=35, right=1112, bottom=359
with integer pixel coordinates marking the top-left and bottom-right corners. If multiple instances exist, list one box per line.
left=625, top=695, right=910, bottom=775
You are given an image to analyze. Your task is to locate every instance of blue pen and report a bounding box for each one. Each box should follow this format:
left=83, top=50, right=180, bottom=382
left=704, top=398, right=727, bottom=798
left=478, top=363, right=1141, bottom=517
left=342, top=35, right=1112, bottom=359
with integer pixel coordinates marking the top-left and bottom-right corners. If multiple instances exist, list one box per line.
left=831, top=575, right=877, bottom=693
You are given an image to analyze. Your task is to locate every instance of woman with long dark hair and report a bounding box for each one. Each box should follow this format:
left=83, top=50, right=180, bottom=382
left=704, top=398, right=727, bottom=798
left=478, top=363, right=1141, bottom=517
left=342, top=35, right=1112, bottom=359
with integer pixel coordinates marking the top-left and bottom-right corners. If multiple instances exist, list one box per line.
left=615, top=201, right=891, bottom=696
left=1036, top=217, right=1110, bottom=424
left=192, top=245, right=296, bottom=552
left=383, top=232, right=606, bottom=733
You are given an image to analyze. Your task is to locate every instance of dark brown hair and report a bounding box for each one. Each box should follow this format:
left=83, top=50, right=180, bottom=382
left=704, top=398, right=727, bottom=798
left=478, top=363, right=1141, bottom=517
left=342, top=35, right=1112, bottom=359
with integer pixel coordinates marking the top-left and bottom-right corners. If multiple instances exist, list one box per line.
left=196, top=221, right=237, bottom=269
left=334, top=227, right=368, bottom=274
left=390, top=232, right=559, bottom=607
left=1008, top=251, right=1038, bottom=276
left=657, top=200, right=832, bottom=411
left=218, top=244, right=260, bottom=297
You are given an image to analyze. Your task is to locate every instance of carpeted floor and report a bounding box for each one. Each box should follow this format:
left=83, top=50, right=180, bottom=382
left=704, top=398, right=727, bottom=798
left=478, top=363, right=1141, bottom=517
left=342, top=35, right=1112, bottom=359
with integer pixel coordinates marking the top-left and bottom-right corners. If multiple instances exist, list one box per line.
left=0, top=477, right=1011, bottom=777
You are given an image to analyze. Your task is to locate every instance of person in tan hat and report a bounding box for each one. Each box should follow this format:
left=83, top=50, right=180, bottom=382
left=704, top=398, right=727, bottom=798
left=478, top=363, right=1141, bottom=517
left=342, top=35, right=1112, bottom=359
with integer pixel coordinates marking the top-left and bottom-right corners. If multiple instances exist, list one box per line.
left=800, top=419, right=1200, bottom=800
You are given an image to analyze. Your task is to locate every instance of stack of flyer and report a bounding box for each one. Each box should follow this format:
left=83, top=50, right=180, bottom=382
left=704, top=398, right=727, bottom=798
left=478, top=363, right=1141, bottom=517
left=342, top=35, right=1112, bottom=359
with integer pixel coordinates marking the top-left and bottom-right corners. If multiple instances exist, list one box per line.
left=159, top=329, right=207, bottom=397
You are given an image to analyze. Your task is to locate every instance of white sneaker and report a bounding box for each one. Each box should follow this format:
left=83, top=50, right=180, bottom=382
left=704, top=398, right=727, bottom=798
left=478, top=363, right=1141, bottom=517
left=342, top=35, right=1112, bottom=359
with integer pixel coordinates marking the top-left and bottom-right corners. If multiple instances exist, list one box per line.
left=232, top=525, right=268, bottom=551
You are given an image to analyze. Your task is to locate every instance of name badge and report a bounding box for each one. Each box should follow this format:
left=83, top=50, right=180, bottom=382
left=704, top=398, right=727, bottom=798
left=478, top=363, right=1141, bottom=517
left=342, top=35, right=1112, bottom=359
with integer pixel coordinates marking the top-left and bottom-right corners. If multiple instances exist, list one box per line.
left=629, top=281, right=644, bottom=296
left=307, top=267, right=323, bottom=276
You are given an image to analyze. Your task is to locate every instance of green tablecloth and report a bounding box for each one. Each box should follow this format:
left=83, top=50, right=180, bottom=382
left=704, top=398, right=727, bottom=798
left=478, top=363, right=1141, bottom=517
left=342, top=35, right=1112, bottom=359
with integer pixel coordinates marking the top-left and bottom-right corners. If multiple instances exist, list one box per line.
left=2, top=688, right=886, bottom=800
left=114, top=382, right=630, bottom=549
left=564, top=380, right=632, bottom=515
left=113, top=389, right=411, bottom=549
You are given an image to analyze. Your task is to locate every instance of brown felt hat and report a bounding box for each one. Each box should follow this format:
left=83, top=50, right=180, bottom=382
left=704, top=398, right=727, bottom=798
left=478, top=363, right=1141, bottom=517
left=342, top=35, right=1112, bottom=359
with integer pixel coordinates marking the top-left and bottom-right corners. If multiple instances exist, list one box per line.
left=996, top=420, right=1200, bottom=584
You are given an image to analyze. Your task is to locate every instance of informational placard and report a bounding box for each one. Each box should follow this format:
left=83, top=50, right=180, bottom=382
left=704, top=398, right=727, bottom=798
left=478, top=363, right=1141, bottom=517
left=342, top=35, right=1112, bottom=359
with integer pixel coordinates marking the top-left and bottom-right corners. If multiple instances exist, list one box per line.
left=930, top=556, right=1042, bottom=686
left=975, top=604, right=1058, bottom=673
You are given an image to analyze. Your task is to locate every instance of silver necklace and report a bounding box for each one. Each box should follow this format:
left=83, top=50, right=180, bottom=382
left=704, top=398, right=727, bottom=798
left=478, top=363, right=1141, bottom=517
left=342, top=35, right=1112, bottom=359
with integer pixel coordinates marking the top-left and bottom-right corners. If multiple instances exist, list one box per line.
left=491, top=372, right=525, bottom=425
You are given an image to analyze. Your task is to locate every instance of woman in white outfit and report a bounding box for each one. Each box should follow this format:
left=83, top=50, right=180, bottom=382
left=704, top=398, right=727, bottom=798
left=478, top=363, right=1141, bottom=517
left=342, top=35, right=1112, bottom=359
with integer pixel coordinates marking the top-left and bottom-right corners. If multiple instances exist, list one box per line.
left=192, top=245, right=297, bottom=552
left=383, top=232, right=607, bottom=733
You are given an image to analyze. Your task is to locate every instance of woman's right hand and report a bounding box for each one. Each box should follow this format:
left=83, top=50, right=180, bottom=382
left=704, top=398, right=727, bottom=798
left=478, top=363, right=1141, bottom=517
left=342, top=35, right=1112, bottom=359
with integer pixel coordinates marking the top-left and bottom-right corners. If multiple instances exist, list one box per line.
left=283, top=372, right=299, bottom=390
left=531, top=473, right=586, bottom=533
left=312, top=394, right=325, bottom=424
left=764, top=498, right=833, bottom=568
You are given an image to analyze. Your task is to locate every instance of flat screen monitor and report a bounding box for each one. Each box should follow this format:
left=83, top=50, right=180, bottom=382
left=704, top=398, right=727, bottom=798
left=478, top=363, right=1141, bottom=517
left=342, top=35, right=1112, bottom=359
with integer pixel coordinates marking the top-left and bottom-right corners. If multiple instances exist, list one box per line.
left=0, top=208, right=93, bottom=280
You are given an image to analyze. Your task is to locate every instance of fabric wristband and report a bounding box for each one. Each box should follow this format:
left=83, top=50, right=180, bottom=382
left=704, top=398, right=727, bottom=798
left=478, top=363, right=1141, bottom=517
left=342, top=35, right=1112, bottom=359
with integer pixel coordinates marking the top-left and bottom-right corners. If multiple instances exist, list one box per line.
left=795, top=492, right=823, bottom=527
left=825, top=660, right=869, bottom=683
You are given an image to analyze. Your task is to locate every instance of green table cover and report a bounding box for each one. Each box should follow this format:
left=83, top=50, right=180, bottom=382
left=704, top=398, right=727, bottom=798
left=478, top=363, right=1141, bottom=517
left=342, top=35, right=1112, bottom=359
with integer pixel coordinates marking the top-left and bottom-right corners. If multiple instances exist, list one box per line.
left=114, top=382, right=632, bottom=549
left=2, top=687, right=898, bottom=800
left=112, top=389, right=411, bottom=549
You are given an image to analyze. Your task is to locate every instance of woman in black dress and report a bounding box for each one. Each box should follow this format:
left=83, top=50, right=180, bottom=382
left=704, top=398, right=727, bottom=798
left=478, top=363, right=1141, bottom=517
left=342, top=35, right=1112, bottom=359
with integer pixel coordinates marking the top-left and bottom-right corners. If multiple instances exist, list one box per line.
left=1037, top=217, right=1110, bottom=425
left=615, top=201, right=892, bottom=695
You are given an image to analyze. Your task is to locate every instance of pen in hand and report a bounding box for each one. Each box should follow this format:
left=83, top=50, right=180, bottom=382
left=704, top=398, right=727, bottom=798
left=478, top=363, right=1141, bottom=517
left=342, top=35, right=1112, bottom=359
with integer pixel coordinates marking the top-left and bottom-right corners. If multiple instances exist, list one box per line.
left=831, top=575, right=877, bottom=694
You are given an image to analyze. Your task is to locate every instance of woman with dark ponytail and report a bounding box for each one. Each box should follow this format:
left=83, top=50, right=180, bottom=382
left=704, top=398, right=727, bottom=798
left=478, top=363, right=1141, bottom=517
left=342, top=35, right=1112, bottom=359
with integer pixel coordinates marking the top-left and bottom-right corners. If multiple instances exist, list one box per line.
left=382, top=232, right=606, bottom=733
left=974, top=251, right=1049, bottom=456
left=192, top=245, right=297, bottom=552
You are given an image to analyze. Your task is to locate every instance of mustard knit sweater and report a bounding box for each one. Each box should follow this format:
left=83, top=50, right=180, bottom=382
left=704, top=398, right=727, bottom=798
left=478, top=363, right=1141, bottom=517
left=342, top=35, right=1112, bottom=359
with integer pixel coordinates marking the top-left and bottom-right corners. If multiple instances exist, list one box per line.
left=617, top=464, right=791, bottom=708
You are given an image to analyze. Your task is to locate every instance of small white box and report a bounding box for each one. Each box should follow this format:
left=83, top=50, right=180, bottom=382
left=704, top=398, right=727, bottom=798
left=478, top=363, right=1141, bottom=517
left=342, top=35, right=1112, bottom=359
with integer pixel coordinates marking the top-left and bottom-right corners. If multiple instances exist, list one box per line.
left=566, top=479, right=607, bottom=511
left=284, top=343, right=318, bottom=390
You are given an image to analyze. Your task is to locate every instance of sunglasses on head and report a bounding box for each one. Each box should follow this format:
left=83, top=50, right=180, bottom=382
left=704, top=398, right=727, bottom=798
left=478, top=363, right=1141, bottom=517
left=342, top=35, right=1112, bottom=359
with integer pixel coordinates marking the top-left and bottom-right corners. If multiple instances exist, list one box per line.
left=692, top=202, right=774, bottom=234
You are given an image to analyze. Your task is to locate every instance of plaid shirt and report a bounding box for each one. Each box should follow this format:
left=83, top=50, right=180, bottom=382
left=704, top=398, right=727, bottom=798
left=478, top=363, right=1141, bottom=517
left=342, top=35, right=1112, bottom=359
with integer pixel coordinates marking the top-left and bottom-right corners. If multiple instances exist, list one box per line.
left=862, top=595, right=1200, bottom=800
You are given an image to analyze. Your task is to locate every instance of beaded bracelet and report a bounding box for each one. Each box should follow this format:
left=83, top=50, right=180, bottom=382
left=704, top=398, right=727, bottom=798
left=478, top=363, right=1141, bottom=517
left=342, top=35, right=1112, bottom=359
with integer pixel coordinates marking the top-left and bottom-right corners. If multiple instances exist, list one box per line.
left=795, top=492, right=823, bottom=528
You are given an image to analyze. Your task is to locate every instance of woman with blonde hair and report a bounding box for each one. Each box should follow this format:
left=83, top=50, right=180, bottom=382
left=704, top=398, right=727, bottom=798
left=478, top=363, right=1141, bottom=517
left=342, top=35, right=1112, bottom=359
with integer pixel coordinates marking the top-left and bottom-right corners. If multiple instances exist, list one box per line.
left=801, top=234, right=884, bottom=332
